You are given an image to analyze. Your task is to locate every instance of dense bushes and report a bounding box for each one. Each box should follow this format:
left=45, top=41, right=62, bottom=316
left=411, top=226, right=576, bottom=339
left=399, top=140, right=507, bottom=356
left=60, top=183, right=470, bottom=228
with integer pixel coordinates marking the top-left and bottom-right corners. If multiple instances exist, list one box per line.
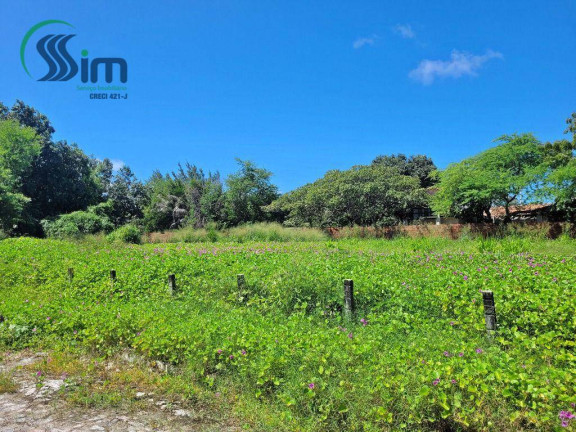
left=41, top=210, right=113, bottom=238
left=107, top=224, right=142, bottom=244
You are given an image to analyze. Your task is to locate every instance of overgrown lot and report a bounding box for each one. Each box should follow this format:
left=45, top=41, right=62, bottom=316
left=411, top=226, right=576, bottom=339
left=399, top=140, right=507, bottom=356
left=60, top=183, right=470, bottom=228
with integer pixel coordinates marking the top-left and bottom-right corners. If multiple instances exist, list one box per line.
left=0, top=237, right=575, bottom=431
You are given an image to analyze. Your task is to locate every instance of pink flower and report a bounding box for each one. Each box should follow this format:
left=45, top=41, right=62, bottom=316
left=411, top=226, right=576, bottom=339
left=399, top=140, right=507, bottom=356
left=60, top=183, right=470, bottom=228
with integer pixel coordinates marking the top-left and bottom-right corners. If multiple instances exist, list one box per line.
left=450, top=321, right=455, bottom=326
left=347, top=332, right=353, bottom=339
left=433, top=379, right=440, bottom=386
left=458, top=352, right=464, bottom=357
left=241, top=350, right=247, bottom=356
left=476, top=348, right=483, bottom=354
left=308, top=383, right=315, bottom=390
left=360, top=318, right=368, bottom=326
left=229, top=355, right=234, bottom=360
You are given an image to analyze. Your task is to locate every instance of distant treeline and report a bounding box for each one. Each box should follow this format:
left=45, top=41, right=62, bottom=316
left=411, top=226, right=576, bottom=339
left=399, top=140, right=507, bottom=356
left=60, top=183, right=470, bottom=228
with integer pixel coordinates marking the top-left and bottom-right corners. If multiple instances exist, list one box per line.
left=0, top=99, right=575, bottom=238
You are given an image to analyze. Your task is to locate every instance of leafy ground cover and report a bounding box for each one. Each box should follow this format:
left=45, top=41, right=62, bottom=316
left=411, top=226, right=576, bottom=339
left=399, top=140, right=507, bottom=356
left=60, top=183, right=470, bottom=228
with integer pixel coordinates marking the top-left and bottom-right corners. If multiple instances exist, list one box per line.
left=0, top=237, right=575, bottom=431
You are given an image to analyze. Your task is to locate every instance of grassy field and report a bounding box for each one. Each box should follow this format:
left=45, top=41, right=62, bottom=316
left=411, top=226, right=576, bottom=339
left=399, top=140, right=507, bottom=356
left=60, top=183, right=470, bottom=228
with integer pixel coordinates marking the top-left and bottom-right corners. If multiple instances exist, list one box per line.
left=0, top=236, right=575, bottom=431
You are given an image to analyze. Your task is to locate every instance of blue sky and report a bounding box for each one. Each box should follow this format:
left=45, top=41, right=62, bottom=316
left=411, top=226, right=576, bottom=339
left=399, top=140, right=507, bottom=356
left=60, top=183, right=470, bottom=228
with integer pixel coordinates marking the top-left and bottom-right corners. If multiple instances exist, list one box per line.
left=1, top=0, right=574, bottom=192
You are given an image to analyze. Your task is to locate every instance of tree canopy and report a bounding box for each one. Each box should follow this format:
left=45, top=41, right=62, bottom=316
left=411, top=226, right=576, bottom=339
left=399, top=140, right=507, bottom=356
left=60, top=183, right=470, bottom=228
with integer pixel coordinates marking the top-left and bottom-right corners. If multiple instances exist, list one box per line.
left=0, top=99, right=574, bottom=236
left=372, top=154, right=437, bottom=188
left=266, top=164, right=428, bottom=227
left=0, top=120, right=41, bottom=232
left=431, top=134, right=545, bottom=222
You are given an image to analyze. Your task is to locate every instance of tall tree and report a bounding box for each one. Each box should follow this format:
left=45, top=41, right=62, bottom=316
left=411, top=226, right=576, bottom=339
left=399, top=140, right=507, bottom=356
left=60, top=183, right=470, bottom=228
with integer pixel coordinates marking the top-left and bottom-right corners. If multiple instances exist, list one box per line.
left=143, top=163, right=223, bottom=231
left=0, top=100, right=55, bottom=144
left=22, top=141, right=101, bottom=223
left=432, top=133, right=544, bottom=222
left=540, top=112, right=576, bottom=221
left=0, top=120, right=41, bottom=232
left=1, top=100, right=103, bottom=234
left=372, top=154, right=437, bottom=187
left=224, top=159, right=278, bottom=226
left=107, top=166, right=148, bottom=226
left=266, top=164, right=427, bottom=227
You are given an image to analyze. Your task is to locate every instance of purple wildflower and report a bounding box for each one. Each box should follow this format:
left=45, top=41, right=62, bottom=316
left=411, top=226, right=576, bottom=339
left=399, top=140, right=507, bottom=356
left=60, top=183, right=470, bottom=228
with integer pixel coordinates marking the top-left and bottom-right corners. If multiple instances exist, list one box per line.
left=450, top=321, right=455, bottom=326
left=308, top=383, right=315, bottom=390
left=458, top=352, right=464, bottom=357
left=241, top=350, right=247, bottom=355
left=433, top=379, right=440, bottom=386
left=217, top=349, right=223, bottom=355
left=476, top=348, right=483, bottom=354
left=347, top=332, right=353, bottom=339
left=229, top=355, right=234, bottom=360
left=360, top=318, right=368, bottom=326
left=443, top=351, right=450, bottom=357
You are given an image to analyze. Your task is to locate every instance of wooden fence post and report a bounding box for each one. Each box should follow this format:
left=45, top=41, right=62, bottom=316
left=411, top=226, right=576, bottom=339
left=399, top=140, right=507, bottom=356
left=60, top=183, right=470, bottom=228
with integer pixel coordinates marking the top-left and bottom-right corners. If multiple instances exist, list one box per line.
left=67, top=268, right=74, bottom=283
left=481, top=290, right=497, bottom=332
left=344, top=279, right=355, bottom=320
left=168, top=274, right=177, bottom=295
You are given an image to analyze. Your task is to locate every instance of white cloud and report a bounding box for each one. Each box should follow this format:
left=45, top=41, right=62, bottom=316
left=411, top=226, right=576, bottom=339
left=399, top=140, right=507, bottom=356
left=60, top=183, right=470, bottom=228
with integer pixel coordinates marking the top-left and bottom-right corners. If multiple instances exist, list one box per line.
left=409, top=49, right=503, bottom=85
left=353, top=35, right=378, bottom=49
left=394, top=24, right=415, bottom=39
left=110, top=159, right=125, bottom=171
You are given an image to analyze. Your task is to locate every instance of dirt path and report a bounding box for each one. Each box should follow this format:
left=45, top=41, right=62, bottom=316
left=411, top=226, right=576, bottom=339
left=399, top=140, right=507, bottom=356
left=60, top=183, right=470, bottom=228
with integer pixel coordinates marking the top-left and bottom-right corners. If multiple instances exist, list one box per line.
left=0, top=352, right=238, bottom=432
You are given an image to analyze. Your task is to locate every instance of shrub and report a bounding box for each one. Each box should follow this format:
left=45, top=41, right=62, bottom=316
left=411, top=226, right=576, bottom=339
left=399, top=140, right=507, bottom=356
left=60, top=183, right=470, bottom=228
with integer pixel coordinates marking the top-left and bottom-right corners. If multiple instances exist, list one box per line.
left=107, top=224, right=142, bottom=244
left=41, top=211, right=113, bottom=239
left=146, top=222, right=327, bottom=243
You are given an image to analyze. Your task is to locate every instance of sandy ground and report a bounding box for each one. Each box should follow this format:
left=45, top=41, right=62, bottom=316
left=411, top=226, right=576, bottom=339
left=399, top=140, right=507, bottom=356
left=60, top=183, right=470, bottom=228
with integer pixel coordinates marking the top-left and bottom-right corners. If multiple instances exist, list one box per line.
left=0, top=351, right=238, bottom=432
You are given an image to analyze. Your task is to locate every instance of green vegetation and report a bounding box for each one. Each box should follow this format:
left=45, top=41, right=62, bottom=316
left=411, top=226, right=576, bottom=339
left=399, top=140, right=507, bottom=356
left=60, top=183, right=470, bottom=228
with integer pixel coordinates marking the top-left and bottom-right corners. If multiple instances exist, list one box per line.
left=1, top=237, right=575, bottom=430
left=0, top=119, right=41, bottom=232
left=3, top=99, right=576, bottom=239
left=107, top=224, right=142, bottom=244
left=41, top=208, right=114, bottom=239
left=0, top=371, right=18, bottom=394
left=146, top=222, right=328, bottom=243
left=431, top=134, right=545, bottom=222
left=265, top=163, right=428, bottom=227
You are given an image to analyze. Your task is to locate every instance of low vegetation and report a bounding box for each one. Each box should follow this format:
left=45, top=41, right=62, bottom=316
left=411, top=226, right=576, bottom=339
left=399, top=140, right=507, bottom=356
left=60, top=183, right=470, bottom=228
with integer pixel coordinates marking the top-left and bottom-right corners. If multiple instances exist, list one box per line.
left=1, top=237, right=575, bottom=430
